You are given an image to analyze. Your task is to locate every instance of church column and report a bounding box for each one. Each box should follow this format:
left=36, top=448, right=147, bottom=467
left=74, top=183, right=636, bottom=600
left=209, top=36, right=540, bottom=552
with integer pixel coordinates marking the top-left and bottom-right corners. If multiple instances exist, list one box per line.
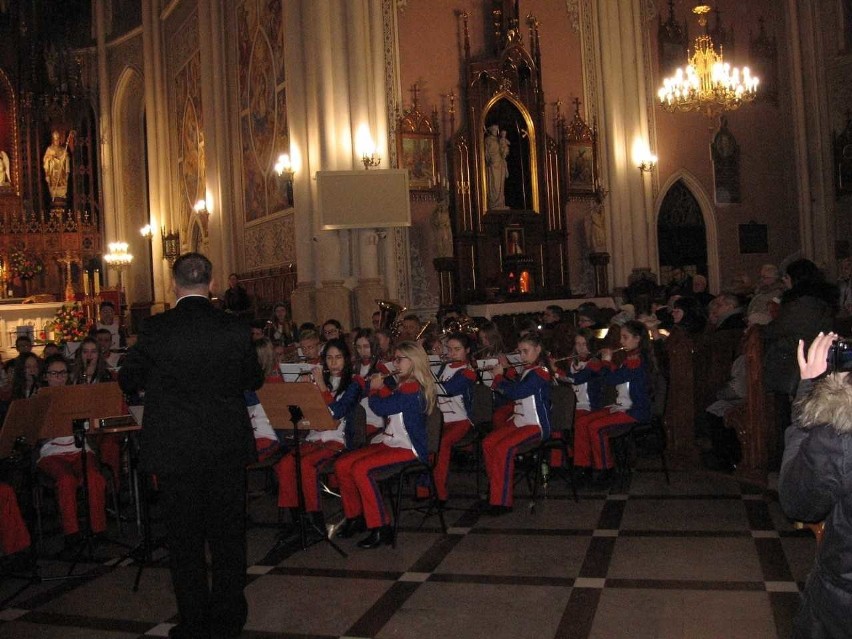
left=586, top=0, right=655, bottom=288
left=142, top=0, right=170, bottom=308
left=95, top=0, right=118, bottom=286
left=197, top=0, right=235, bottom=284
left=786, top=0, right=833, bottom=269
left=353, top=230, right=386, bottom=327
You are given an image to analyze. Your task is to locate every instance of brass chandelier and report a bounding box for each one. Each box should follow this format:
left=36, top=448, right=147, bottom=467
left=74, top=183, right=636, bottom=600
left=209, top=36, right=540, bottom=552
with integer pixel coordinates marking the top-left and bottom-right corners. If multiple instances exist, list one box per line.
left=658, top=5, right=759, bottom=117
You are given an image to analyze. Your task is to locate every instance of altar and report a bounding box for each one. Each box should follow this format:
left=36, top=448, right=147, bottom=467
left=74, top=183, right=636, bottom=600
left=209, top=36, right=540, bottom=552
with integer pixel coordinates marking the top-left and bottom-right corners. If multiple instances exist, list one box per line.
left=464, top=296, right=615, bottom=320
left=0, top=300, right=63, bottom=355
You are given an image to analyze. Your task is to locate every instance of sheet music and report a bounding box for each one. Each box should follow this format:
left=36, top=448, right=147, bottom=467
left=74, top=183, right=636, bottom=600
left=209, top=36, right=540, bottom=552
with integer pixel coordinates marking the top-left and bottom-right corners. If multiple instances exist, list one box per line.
left=506, top=352, right=523, bottom=366
left=279, top=362, right=315, bottom=382
left=477, top=358, right=498, bottom=385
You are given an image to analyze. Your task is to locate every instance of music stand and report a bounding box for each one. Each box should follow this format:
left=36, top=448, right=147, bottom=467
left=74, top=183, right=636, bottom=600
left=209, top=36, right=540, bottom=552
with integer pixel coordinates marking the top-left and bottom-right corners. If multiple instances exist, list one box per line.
left=39, top=383, right=128, bottom=575
left=257, top=382, right=347, bottom=558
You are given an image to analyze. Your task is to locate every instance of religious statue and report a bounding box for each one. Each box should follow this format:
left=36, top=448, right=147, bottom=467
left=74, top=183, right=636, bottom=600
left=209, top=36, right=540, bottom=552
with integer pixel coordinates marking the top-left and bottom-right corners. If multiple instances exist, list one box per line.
left=431, top=201, right=454, bottom=258
left=43, top=129, right=71, bottom=203
left=584, top=200, right=607, bottom=253
left=0, top=150, right=10, bottom=186
left=485, top=124, right=508, bottom=210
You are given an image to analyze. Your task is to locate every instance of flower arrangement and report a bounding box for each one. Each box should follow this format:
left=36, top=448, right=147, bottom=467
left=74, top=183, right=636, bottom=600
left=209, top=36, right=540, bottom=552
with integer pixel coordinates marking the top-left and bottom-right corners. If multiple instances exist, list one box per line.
left=8, top=248, right=43, bottom=281
left=52, top=303, right=90, bottom=342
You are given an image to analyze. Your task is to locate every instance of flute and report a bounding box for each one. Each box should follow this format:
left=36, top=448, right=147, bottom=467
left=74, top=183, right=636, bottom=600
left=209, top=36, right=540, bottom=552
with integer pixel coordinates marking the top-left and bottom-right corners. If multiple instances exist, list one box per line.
left=551, top=347, right=626, bottom=365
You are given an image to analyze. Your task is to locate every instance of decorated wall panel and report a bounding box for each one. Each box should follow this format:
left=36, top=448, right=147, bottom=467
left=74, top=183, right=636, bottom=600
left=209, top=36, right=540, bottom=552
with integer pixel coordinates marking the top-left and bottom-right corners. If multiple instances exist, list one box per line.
left=236, top=0, right=290, bottom=224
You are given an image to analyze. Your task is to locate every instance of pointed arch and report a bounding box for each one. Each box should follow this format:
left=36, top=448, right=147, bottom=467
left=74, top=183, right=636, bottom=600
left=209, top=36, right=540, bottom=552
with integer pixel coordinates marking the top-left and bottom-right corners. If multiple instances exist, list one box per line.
left=654, top=170, right=720, bottom=293
left=112, top=65, right=152, bottom=304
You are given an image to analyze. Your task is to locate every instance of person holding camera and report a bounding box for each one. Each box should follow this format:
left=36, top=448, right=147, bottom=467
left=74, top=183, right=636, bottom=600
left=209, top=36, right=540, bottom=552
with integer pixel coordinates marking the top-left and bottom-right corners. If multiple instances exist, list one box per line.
left=779, top=332, right=852, bottom=638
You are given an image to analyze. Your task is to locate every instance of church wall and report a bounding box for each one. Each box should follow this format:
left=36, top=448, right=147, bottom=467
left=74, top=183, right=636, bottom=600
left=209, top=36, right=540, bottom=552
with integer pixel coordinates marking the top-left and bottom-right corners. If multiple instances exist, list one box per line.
left=397, top=1, right=585, bottom=306
left=650, top=0, right=801, bottom=290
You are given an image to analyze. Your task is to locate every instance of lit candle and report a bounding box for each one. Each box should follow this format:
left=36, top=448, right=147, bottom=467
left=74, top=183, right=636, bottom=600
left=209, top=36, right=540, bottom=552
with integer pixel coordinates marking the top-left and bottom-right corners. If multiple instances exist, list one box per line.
left=94, top=269, right=100, bottom=295
left=83, top=269, right=90, bottom=296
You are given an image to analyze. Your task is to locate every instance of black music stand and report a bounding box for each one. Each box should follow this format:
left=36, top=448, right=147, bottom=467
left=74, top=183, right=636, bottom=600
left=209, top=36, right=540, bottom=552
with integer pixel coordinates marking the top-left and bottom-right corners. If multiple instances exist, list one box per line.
left=38, top=383, right=130, bottom=575
left=257, top=382, right=347, bottom=558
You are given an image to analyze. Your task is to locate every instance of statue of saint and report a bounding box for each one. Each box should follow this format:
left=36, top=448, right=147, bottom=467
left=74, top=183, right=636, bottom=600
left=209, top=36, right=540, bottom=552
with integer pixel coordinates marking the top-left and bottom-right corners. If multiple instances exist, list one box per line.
left=0, top=151, right=10, bottom=186
left=43, top=130, right=70, bottom=203
left=431, top=202, right=453, bottom=258
left=584, top=200, right=607, bottom=253
left=485, top=124, right=508, bottom=210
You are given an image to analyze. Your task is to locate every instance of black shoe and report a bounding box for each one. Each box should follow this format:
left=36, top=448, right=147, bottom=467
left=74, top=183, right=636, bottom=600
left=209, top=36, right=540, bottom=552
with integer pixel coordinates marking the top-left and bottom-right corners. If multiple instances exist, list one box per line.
left=591, top=469, right=614, bottom=487
left=485, top=505, right=512, bottom=517
left=357, top=526, right=393, bottom=549
left=337, top=517, right=366, bottom=539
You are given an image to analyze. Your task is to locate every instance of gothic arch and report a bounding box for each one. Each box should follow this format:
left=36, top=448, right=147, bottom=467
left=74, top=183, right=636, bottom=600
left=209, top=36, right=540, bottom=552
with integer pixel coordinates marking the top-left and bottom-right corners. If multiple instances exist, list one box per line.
left=112, top=65, right=152, bottom=304
left=654, top=170, right=720, bottom=293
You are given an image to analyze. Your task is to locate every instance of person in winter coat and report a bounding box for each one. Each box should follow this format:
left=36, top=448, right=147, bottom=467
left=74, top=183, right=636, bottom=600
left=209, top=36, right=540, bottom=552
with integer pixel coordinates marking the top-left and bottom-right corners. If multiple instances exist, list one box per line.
left=779, top=331, right=852, bottom=639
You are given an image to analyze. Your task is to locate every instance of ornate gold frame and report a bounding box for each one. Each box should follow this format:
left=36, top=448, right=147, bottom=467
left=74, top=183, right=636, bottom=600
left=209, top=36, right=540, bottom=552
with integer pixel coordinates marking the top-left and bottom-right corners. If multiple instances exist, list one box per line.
left=396, top=100, right=440, bottom=192
left=0, top=67, right=21, bottom=196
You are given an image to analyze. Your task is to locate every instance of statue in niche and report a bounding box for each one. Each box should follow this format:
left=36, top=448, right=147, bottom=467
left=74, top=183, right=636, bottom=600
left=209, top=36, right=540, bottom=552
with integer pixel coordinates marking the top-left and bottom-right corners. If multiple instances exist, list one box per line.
left=584, top=199, right=608, bottom=253
left=431, top=201, right=454, bottom=258
left=43, top=130, right=71, bottom=203
left=0, top=150, right=10, bottom=186
left=485, top=124, right=509, bottom=210
left=711, top=117, right=741, bottom=204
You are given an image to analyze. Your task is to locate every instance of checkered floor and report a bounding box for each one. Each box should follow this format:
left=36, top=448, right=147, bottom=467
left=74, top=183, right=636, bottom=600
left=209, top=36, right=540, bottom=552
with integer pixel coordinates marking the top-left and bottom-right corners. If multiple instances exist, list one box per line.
left=0, top=465, right=814, bottom=638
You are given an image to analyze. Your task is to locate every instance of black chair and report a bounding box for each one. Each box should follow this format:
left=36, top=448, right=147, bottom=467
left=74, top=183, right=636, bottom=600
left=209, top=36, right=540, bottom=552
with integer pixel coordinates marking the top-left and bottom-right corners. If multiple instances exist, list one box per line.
left=515, top=384, right=578, bottom=513
left=375, top=408, right=447, bottom=548
left=610, top=369, right=670, bottom=490
left=449, top=382, right=494, bottom=498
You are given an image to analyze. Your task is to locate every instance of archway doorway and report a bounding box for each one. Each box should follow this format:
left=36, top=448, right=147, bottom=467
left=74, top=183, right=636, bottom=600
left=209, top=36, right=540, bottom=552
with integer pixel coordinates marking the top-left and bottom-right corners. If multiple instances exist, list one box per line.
left=657, top=179, right=708, bottom=286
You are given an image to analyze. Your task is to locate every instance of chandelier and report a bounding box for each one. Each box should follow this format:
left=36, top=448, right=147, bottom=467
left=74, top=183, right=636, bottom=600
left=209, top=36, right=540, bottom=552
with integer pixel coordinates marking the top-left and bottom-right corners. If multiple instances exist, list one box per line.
left=658, top=5, right=759, bottom=117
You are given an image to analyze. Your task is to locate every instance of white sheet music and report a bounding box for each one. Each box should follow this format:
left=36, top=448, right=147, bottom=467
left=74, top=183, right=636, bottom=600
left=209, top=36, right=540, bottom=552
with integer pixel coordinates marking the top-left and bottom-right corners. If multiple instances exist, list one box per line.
left=506, top=352, right=523, bottom=366
left=279, top=362, right=315, bottom=382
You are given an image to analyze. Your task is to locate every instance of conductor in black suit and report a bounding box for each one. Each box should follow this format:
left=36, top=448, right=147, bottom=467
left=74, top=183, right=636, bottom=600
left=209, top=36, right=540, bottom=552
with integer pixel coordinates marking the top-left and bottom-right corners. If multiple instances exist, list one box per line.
left=119, top=253, right=264, bottom=639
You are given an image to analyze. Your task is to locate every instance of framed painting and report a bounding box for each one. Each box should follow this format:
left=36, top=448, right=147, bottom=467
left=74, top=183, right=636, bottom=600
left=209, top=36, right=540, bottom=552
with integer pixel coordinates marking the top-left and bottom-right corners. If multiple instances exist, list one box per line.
left=567, top=141, right=596, bottom=194
left=503, top=225, right=525, bottom=256
left=0, top=69, right=19, bottom=194
left=399, top=133, right=437, bottom=190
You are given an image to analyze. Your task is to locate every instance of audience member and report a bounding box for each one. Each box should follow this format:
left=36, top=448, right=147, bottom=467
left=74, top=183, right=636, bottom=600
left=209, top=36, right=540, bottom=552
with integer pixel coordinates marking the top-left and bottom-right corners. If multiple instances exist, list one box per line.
left=692, top=274, right=715, bottom=308
left=708, top=293, right=746, bottom=331
left=223, top=273, right=251, bottom=315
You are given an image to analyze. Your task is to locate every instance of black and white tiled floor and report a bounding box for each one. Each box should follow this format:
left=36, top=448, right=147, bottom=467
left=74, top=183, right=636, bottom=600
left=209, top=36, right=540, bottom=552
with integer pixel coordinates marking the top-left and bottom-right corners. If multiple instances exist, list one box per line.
left=0, top=467, right=814, bottom=638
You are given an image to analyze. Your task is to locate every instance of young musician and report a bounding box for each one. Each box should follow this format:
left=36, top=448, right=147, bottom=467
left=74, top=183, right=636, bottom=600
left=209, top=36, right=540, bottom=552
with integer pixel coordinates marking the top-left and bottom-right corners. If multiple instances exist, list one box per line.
left=353, top=329, right=387, bottom=438
left=36, top=354, right=108, bottom=548
left=245, top=338, right=282, bottom=463
left=483, top=331, right=551, bottom=514
left=71, top=337, right=112, bottom=385
left=375, top=329, right=394, bottom=364
left=335, top=341, right=437, bottom=548
left=555, top=329, right=605, bottom=416
left=265, top=303, right=297, bottom=346
left=572, top=320, right=654, bottom=483
left=298, top=330, right=322, bottom=365
left=433, top=332, right=477, bottom=503
left=476, top=322, right=515, bottom=431
left=275, top=338, right=361, bottom=533
left=11, top=353, right=41, bottom=399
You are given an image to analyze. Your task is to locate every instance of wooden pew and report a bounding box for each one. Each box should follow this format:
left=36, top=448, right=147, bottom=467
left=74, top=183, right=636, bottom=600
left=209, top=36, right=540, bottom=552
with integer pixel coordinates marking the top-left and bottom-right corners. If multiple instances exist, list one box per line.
left=723, top=325, right=774, bottom=478
left=662, top=328, right=699, bottom=466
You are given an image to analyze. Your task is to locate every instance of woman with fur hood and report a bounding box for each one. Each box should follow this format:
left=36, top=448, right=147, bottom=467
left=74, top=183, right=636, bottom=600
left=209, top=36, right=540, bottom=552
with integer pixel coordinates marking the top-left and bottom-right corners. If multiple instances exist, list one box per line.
left=779, top=332, right=852, bottom=638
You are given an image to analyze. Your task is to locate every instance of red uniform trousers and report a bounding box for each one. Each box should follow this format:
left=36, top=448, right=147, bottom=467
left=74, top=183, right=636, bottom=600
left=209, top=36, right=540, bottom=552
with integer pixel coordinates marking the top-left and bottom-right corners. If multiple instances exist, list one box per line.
left=37, top=452, right=107, bottom=535
left=433, top=419, right=472, bottom=501
left=572, top=409, right=636, bottom=470
left=548, top=409, right=590, bottom=467
left=335, top=444, right=415, bottom=529
left=255, top=437, right=280, bottom=464
left=0, top=483, right=30, bottom=555
left=275, top=441, right=343, bottom=512
left=483, top=423, right=541, bottom=507
left=98, top=434, right=122, bottom=491
left=491, top=404, right=515, bottom=431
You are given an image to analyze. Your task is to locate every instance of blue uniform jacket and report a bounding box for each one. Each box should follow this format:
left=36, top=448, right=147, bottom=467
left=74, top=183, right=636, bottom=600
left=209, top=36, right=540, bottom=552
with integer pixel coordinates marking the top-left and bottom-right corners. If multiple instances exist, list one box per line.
left=368, top=380, right=429, bottom=460
left=493, top=365, right=552, bottom=439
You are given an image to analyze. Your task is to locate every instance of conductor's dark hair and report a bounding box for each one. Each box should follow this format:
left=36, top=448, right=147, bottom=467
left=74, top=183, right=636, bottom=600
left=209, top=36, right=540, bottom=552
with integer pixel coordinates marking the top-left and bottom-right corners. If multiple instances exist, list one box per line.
left=173, top=253, right=213, bottom=288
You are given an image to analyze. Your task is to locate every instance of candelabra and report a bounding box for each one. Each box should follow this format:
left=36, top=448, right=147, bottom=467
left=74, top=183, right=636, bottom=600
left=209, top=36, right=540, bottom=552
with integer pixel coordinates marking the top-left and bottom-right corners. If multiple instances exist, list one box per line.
left=104, top=242, right=133, bottom=325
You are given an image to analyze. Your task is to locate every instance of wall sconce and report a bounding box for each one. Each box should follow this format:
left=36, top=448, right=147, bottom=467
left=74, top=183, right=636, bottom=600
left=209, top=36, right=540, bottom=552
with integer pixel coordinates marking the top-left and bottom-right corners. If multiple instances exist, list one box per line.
left=193, top=199, right=211, bottom=236
left=637, top=153, right=658, bottom=173
left=356, top=125, right=381, bottom=170
left=274, top=153, right=295, bottom=204
left=140, top=224, right=153, bottom=240
left=161, top=227, right=181, bottom=265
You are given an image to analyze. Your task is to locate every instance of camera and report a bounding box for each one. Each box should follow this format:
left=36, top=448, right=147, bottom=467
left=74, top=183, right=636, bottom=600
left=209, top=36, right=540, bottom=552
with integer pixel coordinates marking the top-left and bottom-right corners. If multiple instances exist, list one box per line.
left=827, top=338, right=852, bottom=373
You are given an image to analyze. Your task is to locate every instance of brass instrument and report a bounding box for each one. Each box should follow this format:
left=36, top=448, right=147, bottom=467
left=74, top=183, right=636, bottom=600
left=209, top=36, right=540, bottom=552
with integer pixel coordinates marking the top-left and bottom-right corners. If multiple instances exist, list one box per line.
left=441, top=316, right=480, bottom=337
left=416, top=320, right=434, bottom=340
left=376, top=299, right=406, bottom=338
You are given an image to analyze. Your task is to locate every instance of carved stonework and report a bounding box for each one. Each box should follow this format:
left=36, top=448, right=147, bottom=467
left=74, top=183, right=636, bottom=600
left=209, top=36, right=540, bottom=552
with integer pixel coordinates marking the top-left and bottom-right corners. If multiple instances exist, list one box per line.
left=236, top=0, right=290, bottom=223
left=244, top=214, right=295, bottom=270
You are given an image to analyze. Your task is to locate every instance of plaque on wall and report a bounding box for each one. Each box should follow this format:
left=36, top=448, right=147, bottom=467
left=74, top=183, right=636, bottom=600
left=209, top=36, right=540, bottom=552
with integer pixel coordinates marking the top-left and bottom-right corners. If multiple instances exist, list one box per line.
left=738, top=222, right=768, bottom=254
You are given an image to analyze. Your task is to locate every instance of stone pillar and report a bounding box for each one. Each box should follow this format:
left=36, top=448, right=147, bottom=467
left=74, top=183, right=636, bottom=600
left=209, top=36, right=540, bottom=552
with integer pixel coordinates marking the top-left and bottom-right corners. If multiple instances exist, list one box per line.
left=353, top=230, right=387, bottom=326
left=95, top=0, right=117, bottom=285
left=589, top=252, right=611, bottom=296
left=290, top=281, right=317, bottom=328
left=315, top=280, right=352, bottom=330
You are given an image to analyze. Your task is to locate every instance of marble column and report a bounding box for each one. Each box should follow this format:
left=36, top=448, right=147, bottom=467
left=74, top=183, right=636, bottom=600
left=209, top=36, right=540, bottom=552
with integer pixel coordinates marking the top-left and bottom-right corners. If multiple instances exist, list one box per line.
left=585, top=0, right=656, bottom=288
left=353, top=230, right=387, bottom=327
left=95, top=0, right=118, bottom=286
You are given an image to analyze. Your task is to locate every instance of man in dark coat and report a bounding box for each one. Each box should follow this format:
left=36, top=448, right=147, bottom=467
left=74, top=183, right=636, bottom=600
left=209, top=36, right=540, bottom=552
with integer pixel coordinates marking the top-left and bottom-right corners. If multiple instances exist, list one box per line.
left=119, top=253, right=264, bottom=639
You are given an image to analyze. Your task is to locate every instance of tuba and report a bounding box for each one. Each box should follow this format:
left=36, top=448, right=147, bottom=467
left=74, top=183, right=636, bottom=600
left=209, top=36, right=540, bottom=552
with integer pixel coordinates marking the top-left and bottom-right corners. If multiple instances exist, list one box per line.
left=376, top=299, right=406, bottom=337
left=441, top=316, right=480, bottom=338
